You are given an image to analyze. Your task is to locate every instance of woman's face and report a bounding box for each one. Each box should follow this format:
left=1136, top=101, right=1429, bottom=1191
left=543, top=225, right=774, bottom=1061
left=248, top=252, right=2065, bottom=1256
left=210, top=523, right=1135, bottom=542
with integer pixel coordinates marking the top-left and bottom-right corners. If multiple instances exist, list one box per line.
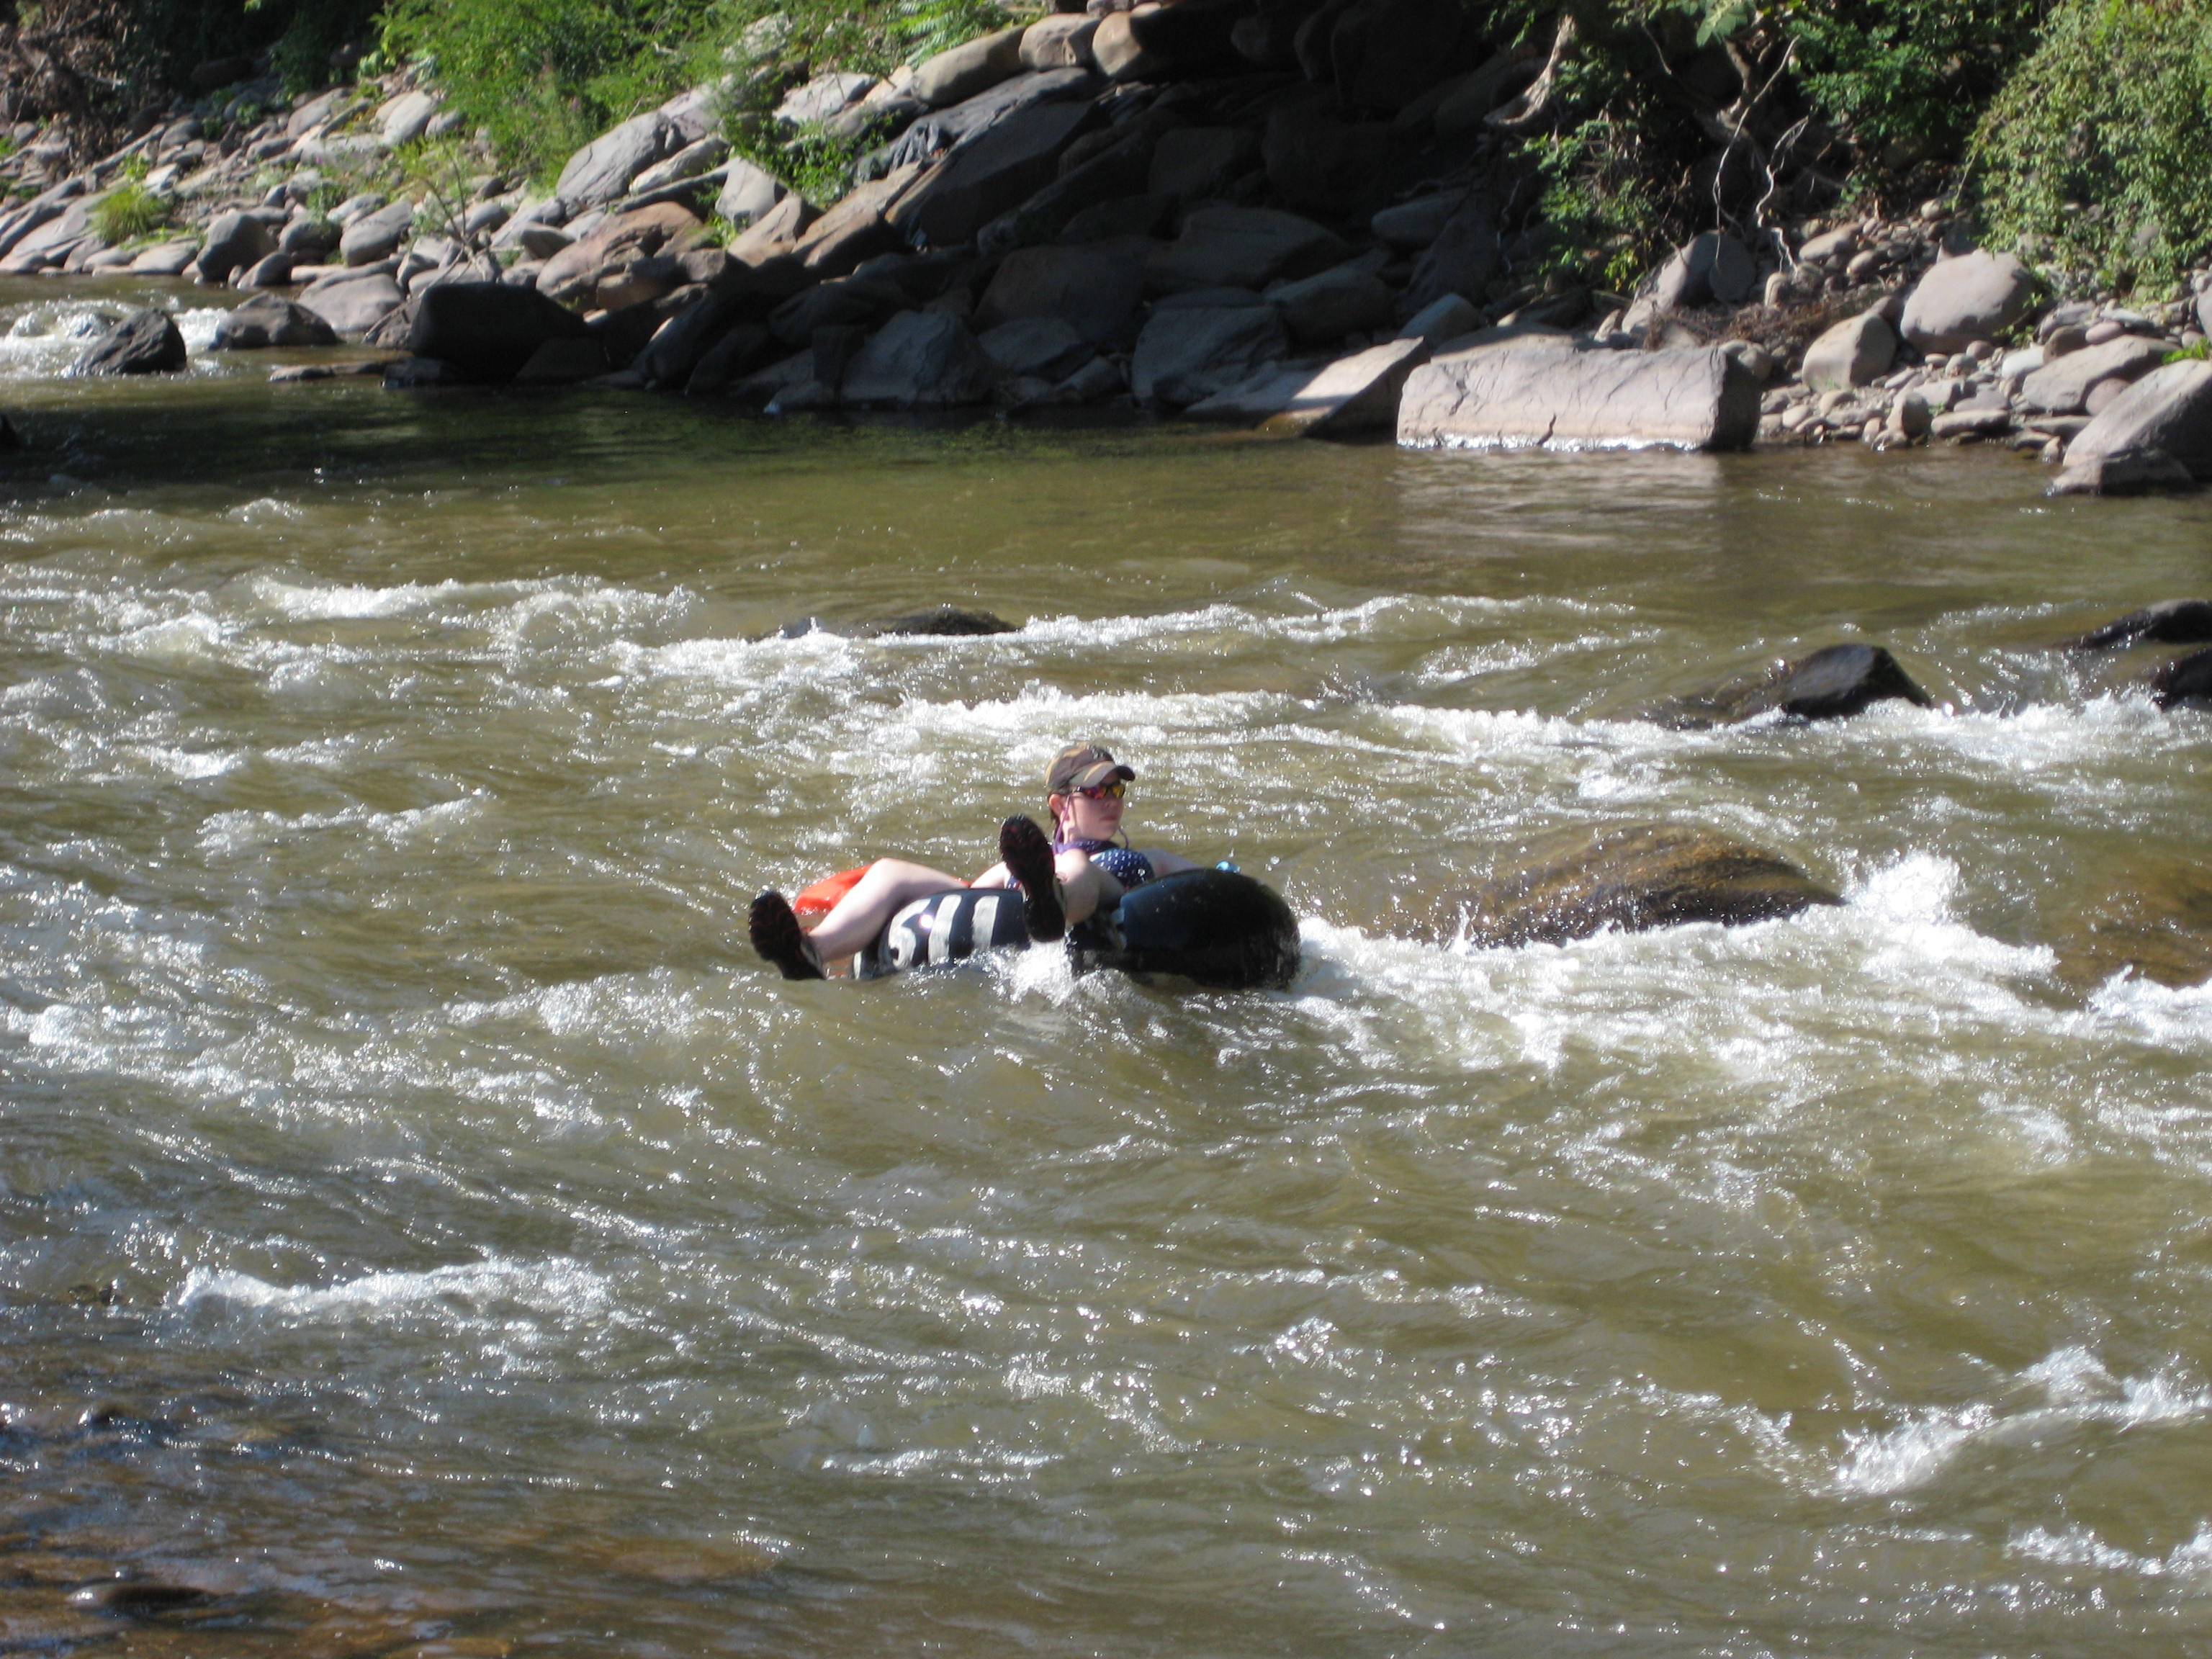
left=1052, top=782, right=1125, bottom=842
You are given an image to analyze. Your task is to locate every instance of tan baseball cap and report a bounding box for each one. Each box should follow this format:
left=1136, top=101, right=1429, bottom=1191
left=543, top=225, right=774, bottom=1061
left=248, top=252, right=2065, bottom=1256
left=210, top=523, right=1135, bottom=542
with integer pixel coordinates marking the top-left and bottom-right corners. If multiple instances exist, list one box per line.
left=1046, top=742, right=1136, bottom=793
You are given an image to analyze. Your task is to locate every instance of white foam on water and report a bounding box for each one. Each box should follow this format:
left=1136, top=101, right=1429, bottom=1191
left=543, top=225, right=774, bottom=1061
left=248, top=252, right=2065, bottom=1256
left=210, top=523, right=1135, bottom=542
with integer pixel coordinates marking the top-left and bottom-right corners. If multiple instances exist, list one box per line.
left=196, top=795, right=485, bottom=857
left=174, top=1253, right=613, bottom=1328
left=2015, top=1522, right=2212, bottom=1591
left=1825, top=1347, right=2212, bottom=1498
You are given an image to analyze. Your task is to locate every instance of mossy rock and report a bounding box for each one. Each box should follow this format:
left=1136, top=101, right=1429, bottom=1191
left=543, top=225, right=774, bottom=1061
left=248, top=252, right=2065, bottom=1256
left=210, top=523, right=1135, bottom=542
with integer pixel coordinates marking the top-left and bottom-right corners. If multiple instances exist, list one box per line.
left=1419, top=822, right=1842, bottom=948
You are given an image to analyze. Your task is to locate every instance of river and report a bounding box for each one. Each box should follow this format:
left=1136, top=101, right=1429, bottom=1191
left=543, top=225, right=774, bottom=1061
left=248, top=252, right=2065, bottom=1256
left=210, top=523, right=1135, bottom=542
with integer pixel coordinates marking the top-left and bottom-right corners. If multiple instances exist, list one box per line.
left=4, top=279, right=2212, bottom=1657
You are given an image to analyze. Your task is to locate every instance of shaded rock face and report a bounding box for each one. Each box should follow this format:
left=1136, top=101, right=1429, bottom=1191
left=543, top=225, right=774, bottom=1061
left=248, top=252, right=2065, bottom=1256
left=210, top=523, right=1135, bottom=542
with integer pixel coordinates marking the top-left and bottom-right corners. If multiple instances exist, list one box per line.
left=408, top=282, right=593, bottom=382
left=1397, top=343, right=1763, bottom=451
left=890, top=97, right=1100, bottom=248
left=1131, top=305, right=1290, bottom=406
left=2150, top=647, right=2212, bottom=709
left=2054, top=856, right=2212, bottom=990
left=1655, top=644, right=1934, bottom=727
left=1146, top=206, right=1349, bottom=295
left=211, top=294, right=339, bottom=349
left=73, top=309, right=186, bottom=375
left=1415, top=822, right=1842, bottom=949
left=977, top=238, right=1149, bottom=343
left=840, top=311, right=997, bottom=407
left=2068, top=599, right=2212, bottom=651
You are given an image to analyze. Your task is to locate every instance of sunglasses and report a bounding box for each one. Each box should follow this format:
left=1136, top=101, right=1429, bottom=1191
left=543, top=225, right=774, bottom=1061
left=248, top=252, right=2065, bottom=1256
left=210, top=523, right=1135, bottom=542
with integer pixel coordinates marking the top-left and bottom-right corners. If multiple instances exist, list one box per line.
left=1067, top=780, right=1126, bottom=801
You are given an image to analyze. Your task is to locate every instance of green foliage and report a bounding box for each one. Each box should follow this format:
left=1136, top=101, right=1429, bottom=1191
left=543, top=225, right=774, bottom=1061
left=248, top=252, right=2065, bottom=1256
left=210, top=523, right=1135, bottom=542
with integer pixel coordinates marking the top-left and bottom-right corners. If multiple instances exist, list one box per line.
left=377, top=0, right=703, bottom=182
left=91, top=181, right=170, bottom=243
left=2168, top=339, right=2212, bottom=364
left=1787, top=0, right=2043, bottom=166
left=1971, top=0, right=2212, bottom=292
left=887, top=0, right=1008, bottom=62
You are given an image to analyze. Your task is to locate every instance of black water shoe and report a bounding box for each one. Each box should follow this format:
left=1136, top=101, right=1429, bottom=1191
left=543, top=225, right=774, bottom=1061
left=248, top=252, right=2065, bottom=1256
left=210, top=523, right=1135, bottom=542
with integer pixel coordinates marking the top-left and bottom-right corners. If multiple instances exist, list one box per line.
left=750, top=890, right=825, bottom=980
left=999, top=815, right=1065, bottom=943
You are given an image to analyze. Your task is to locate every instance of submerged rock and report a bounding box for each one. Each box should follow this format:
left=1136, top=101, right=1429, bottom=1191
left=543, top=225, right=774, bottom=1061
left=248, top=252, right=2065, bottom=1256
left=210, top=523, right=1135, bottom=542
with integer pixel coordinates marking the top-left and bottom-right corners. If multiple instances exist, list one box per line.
left=73, top=309, right=186, bottom=376
left=1416, top=822, right=1841, bottom=948
left=1655, top=643, right=1934, bottom=727
left=2054, top=855, right=2212, bottom=990
left=866, top=606, right=1017, bottom=637
left=2067, top=598, right=2212, bottom=651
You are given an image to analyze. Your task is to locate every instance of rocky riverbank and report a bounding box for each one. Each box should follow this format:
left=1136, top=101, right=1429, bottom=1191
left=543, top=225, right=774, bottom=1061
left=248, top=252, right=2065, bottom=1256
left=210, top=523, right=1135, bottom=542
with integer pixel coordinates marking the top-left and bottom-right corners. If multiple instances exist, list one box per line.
left=9, top=12, right=2212, bottom=495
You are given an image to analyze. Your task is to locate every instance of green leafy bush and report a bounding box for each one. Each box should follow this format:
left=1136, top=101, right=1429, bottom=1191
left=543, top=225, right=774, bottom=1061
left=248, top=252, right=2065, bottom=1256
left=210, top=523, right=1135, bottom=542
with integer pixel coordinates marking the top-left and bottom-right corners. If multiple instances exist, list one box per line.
left=1971, top=0, right=2212, bottom=292
left=91, top=181, right=170, bottom=243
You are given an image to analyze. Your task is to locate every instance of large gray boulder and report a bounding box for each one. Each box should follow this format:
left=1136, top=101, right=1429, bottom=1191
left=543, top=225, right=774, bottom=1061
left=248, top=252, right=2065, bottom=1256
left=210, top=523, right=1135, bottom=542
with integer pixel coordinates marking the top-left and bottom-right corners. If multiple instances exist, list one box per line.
left=339, top=199, right=416, bottom=266
left=1264, top=261, right=1395, bottom=345
left=2052, top=361, right=2212, bottom=495
left=976, top=237, right=1150, bottom=343
left=909, top=25, right=1027, bottom=107
left=1802, top=311, right=1896, bottom=392
left=1646, top=232, right=1755, bottom=311
left=1021, top=14, right=1099, bottom=71
left=840, top=311, right=997, bottom=407
left=1397, top=342, right=1763, bottom=451
left=378, top=89, right=440, bottom=148
left=2017, top=334, right=2170, bottom=415
left=1185, top=336, right=1431, bottom=437
left=889, top=98, right=1100, bottom=248
left=1146, top=206, right=1349, bottom=295
left=714, top=158, right=786, bottom=228
left=1900, top=250, right=2034, bottom=353
left=298, top=271, right=407, bottom=337
left=870, top=68, right=1097, bottom=176
left=408, top=282, right=593, bottom=381
left=556, top=112, right=680, bottom=210
left=197, top=210, right=277, bottom=285
left=212, top=293, right=338, bottom=349
left=1416, top=822, right=1841, bottom=949
left=72, top=308, right=186, bottom=376
left=1132, top=305, right=1290, bottom=407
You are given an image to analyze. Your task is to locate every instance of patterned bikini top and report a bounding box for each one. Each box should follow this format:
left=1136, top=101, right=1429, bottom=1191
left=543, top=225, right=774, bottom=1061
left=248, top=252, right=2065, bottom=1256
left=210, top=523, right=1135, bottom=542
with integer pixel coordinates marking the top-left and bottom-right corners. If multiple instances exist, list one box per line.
left=1053, top=836, right=1155, bottom=891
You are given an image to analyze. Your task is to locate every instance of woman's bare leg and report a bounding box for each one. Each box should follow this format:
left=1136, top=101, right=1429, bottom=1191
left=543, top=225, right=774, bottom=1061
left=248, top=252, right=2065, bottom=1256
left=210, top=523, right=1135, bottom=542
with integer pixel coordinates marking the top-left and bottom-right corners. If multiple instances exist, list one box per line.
left=807, top=858, right=969, bottom=962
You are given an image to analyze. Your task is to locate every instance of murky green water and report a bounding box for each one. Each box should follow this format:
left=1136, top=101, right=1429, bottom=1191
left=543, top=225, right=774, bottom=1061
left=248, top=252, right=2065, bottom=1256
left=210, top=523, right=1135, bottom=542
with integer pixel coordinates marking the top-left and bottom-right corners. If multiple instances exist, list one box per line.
left=5, top=279, right=2212, bottom=1657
